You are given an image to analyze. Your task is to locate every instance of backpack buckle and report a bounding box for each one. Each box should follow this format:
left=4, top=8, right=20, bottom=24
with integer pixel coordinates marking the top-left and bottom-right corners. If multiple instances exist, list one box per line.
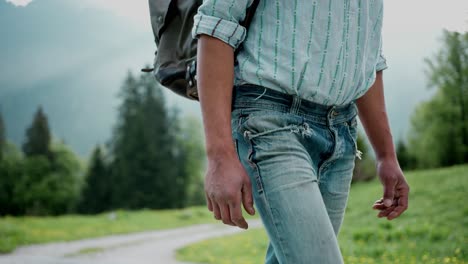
left=186, top=60, right=197, bottom=88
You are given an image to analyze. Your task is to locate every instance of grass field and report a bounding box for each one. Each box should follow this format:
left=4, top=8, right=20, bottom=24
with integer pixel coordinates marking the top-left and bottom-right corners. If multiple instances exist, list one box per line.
left=177, top=165, right=468, bottom=264
left=0, top=206, right=221, bottom=253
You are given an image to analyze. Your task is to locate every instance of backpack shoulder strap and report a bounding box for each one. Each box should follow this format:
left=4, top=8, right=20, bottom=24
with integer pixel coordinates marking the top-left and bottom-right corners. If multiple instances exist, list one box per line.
left=235, top=0, right=260, bottom=57
left=241, top=0, right=260, bottom=30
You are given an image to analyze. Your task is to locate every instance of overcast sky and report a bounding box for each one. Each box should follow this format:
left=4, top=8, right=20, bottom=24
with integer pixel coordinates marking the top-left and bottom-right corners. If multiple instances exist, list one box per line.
left=5, top=0, right=468, bottom=33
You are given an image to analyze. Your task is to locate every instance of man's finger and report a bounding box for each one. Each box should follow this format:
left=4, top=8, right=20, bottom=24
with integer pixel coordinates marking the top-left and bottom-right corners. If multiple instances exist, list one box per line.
left=205, top=193, right=213, bottom=212
left=241, top=181, right=255, bottom=215
left=377, top=206, right=395, bottom=218
left=219, top=203, right=235, bottom=226
left=388, top=192, right=409, bottom=220
left=372, top=198, right=385, bottom=210
left=373, top=197, right=398, bottom=210
left=382, top=178, right=396, bottom=207
left=387, top=205, right=406, bottom=220
left=398, top=185, right=410, bottom=209
left=213, top=202, right=222, bottom=220
left=372, top=203, right=387, bottom=210
left=229, top=201, right=248, bottom=229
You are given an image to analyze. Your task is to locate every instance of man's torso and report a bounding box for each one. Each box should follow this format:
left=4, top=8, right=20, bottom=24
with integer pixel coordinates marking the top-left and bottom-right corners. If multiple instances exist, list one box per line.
left=194, top=0, right=388, bottom=105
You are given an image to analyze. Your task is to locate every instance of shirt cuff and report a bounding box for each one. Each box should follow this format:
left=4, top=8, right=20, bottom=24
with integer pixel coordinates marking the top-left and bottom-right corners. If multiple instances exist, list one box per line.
left=192, top=14, right=247, bottom=49
left=376, top=54, right=388, bottom=72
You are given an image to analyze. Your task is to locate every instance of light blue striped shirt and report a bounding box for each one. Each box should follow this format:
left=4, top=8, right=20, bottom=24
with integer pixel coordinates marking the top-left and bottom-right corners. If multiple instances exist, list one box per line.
left=192, top=0, right=388, bottom=105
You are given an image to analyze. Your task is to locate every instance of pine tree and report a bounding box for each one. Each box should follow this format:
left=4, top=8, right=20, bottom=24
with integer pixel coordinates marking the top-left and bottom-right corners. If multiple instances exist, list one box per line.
left=109, top=72, right=184, bottom=209
left=0, top=111, right=5, bottom=161
left=109, top=72, right=143, bottom=209
left=78, top=145, right=111, bottom=214
left=22, top=106, right=52, bottom=158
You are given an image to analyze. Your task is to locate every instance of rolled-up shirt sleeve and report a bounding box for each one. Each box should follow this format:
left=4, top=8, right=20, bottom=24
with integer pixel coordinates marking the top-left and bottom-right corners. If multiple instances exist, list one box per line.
left=375, top=36, right=388, bottom=71
left=192, top=0, right=253, bottom=49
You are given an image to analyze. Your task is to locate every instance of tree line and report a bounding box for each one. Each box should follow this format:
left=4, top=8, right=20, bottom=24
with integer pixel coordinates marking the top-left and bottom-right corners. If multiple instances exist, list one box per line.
left=0, top=71, right=205, bottom=216
left=396, top=30, right=467, bottom=170
left=0, top=107, right=82, bottom=215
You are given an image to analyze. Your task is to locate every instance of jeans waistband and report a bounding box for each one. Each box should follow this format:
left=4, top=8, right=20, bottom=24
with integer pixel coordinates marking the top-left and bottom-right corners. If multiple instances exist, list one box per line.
left=232, top=84, right=357, bottom=125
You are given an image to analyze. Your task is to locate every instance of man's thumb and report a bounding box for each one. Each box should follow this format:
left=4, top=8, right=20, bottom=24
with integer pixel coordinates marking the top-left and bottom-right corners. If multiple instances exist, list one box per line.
left=242, top=183, right=255, bottom=215
left=383, top=182, right=396, bottom=207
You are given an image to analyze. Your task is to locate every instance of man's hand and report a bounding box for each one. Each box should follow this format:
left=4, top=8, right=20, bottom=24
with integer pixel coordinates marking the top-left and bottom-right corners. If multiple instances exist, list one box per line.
left=356, top=70, right=410, bottom=221
left=205, top=153, right=255, bottom=229
left=372, top=158, right=410, bottom=220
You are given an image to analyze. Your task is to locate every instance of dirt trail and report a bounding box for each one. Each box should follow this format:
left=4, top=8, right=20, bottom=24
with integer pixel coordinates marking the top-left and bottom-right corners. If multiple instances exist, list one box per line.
left=0, top=220, right=263, bottom=264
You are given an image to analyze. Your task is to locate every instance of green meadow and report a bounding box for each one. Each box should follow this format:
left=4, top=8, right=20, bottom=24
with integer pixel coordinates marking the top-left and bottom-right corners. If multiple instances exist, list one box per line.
left=177, top=165, right=468, bottom=264
left=1, top=165, right=466, bottom=263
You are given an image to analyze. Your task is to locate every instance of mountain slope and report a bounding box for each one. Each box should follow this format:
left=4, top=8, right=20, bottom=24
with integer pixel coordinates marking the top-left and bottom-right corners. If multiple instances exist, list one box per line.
left=0, top=0, right=165, bottom=156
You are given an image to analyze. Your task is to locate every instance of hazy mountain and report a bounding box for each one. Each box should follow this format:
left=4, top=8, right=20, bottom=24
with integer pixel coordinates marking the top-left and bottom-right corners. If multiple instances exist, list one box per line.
left=0, top=0, right=199, bottom=157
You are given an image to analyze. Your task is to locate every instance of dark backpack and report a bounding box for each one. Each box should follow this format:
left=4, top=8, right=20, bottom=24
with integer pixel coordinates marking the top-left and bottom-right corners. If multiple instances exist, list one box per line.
left=145, top=0, right=260, bottom=100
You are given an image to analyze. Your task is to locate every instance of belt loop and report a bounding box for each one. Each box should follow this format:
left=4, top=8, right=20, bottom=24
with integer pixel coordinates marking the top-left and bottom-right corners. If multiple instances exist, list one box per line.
left=290, top=96, right=301, bottom=114
left=327, top=106, right=336, bottom=126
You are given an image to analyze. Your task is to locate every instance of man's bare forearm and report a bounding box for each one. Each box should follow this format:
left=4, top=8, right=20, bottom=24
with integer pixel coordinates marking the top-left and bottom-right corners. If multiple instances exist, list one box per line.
left=197, top=35, right=236, bottom=158
left=356, top=71, right=396, bottom=161
left=357, top=71, right=409, bottom=220
left=197, top=35, right=255, bottom=228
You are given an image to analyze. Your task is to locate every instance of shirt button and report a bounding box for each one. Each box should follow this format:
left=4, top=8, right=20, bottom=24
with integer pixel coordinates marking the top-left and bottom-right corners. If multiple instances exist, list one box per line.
left=158, top=16, right=163, bottom=23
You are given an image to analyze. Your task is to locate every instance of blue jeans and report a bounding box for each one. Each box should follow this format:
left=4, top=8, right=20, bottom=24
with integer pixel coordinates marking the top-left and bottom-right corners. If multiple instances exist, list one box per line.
left=231, top=84, right=359, bottom=264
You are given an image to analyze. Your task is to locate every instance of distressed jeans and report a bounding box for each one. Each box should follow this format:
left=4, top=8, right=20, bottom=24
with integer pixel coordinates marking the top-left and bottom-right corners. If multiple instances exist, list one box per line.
left=231, top=84, right=359, bottom=264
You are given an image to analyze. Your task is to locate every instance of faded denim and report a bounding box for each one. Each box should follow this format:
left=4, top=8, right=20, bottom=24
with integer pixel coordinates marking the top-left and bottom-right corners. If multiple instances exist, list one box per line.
left=231, top=84, right=359, bottom=264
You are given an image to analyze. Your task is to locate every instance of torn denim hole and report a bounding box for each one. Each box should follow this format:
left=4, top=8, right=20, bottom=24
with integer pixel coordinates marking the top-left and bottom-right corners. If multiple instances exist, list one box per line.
left=347, top=124, right=362, bottom=160
left=290, top=126, right=300, bottom=134
left=243, top=130, right=251, bottom=139
left=355, top=149, right=363, bottom=160
left=243, top=123, right=313, bottom=140
left=289, top=123, right=314, bottom=138
left=352, top=134, right=362, bottom=159
left=301, top=122, right=314, bottom=137
left=291, top=122, right=314, bottom=137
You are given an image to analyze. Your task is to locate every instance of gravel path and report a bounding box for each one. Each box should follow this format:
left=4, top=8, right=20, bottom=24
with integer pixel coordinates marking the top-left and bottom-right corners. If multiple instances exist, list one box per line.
left=0, top=220, right=263, bottom=264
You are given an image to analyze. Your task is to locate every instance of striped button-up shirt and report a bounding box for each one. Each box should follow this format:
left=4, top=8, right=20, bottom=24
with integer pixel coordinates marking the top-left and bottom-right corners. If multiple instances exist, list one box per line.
left=192, top=0, right=388, bottom=105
